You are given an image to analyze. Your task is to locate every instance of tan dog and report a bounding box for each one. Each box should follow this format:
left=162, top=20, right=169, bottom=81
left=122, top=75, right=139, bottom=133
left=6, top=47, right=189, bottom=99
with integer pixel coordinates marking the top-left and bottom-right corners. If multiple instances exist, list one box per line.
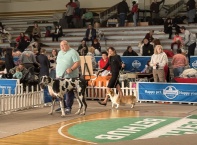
left=107, top=90, right=137, bottom=109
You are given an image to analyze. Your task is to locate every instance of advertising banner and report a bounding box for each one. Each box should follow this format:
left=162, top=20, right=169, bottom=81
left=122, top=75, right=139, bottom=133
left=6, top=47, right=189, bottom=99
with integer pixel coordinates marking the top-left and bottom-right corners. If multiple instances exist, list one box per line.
left=138, top=82, right=197, bottom=103
left=0, top=79, right=18, bottom=94
left=190, top=56, right=197, bottom=68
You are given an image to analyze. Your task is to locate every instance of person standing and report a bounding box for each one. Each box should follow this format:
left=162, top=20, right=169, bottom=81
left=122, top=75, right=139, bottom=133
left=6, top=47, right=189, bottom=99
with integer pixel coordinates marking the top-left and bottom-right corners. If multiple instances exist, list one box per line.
left=117, top=0, right=129, bottom=27
left=56, top=40, right=80, bottom=114
left=150, top=0, right=165, bottom=23
left=98, top=47, right=123, bottom=106
left=164, top=18, right=173, bottom=39
left=37, top=48, right=50, bottom=78
left=48, top=49, right=58, bottom=79
left=150, top=45, right=168, bottom=82
left=131, top=1, right=138, bottom=27
left=171, top=49, right=188, bottom=78
left=180, top=26, right=196, bottom=64
left=4, top=48, right=15, bottom=78
left=186, top=0, right=196, bottom=24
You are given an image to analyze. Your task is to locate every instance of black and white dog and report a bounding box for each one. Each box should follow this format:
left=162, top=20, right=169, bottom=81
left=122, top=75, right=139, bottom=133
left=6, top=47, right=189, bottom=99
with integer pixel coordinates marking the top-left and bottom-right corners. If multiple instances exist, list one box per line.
left=39, top=76, right=87, bottom=117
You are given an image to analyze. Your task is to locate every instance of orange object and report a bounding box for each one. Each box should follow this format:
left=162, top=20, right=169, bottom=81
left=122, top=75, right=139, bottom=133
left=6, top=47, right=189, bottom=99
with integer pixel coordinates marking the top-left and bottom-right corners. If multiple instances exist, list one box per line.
left=85, top=75, right=111, bottom=87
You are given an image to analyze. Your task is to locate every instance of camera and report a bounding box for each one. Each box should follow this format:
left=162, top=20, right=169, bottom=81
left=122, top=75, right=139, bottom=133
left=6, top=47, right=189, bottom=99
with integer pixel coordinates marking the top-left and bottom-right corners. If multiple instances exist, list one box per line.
left=156, top=63, right=159, bottom=69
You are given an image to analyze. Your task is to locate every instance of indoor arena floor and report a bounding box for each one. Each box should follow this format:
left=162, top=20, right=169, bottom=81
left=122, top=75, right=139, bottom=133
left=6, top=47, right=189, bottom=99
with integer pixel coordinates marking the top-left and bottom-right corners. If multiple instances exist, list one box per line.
left=1, top=100, right=197, bottom=145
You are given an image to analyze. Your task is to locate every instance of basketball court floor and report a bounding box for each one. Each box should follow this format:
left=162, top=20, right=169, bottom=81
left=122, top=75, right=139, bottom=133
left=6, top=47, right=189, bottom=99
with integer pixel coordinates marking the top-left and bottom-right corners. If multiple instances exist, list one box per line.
left=1, top=100, right=197, bottom=145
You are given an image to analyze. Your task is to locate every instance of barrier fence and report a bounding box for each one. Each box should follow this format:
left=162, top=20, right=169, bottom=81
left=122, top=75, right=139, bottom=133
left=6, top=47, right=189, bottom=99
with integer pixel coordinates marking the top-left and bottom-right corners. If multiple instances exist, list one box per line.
left=0, top=84, right=44, bottom=115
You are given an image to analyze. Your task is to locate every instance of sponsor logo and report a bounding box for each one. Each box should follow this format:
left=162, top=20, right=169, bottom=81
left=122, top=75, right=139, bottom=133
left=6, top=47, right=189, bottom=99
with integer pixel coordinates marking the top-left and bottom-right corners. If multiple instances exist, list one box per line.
left=192, top=60, right=197, bottom=68
left=163, top=86, right=179, bottom=99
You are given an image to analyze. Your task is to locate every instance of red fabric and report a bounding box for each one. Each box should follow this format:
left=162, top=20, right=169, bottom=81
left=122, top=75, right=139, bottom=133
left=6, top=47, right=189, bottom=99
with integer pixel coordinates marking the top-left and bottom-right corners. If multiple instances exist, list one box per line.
left=163, top=49, right=174, bottom=58
left=131, top=4, right=138, bottom=13
left=99, top=58, right=110, bottom=70
left=174, top=77, right=197, bottom=83
left=164, top=64, right=168, bottom=80
left=15, top=36, right=29, bottom=42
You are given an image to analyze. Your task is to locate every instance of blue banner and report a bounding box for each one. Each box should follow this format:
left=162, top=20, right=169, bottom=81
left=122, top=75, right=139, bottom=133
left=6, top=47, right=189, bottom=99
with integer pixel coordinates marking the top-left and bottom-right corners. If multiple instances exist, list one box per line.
left=0, top=79, right=18, bottom=94
left=95, top=56, right=151, bottom=72
left=138, top=82, right=197, bottom=103
left=190, top=56, right=197, bottom=68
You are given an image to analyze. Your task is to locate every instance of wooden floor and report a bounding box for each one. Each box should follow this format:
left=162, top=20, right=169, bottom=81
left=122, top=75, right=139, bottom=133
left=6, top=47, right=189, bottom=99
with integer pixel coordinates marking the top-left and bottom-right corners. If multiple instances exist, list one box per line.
left=0, top=101, right=197, bottom=145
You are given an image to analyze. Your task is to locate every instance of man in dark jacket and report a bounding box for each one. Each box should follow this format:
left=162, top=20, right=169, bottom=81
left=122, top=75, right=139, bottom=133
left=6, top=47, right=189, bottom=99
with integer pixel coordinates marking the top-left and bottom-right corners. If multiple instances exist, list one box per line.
left=117, top=0, right=129, bottom=27
left=150, top=0, right=165, bottom=20
left=142, top=38, right=154, bottom=56
left=84, top=24, right=96, bottom=44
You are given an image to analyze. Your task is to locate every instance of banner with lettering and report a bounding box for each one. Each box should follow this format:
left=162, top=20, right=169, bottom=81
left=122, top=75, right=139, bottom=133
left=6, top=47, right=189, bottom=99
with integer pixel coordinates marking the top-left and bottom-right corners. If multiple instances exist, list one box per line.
left=95, top=56, right=151, bottom=72
left=138, top=82, right=197, bottom=103
left=0, top=79, right=18, bottom=94
left=190, top=56, right=197, bottom=68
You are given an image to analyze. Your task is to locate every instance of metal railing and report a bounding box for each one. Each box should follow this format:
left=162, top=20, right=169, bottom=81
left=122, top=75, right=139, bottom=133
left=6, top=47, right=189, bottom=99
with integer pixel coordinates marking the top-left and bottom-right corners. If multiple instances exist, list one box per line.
left=0, top=84, right=44, bottom=115
left=99, top=3, right=119, bottom=23
left=167, top=0, right=185, bottom=17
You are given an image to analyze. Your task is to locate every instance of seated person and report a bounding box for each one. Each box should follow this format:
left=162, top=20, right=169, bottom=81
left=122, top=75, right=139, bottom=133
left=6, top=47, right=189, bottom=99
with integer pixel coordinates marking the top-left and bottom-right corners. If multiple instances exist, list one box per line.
left=171, top=32, right=183, bottom=50
left=51, top=24, right=63, bottom=42
left=13, top=66, right=23, bottom=79
left=92, top=38, right=101, bottom=55
left=82, top=9, right=94, bottom=27
left=30, top=23, right=41, bottom=42
left=98, top=51, right=110, bottom=76
left=141, top=60, right=152, bottom=73
left=123, top=46, right=138, bottom=56
left=84, top=24, right=96, bottom=44
left=0, top=24, right=12, bottom=43
left=145, top=30, right=154, bottom=43
left=86, top=47, right=97, bottom=70
left=16, top=32, right=30, bottom=52
left=140, top=38, right=154, bottom=56
left=77, top=40, right=88, bottom=56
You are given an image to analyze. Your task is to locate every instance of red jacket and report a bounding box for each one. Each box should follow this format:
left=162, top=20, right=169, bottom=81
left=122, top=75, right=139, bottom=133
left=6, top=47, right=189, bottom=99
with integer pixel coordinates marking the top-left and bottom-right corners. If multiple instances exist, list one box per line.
left=131, top=4, right=138, bottom=13
left=16, top=36, right=29, bottom=42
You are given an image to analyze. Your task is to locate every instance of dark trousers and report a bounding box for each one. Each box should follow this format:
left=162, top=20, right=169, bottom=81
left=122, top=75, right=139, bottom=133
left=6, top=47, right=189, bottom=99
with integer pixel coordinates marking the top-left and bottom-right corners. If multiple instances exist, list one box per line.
left=30, top=34, right=40, bottom=41
left=64, top=90, right=75, bottom=110
left=171, top=41, right=181, bottom=50
left=188, top=42, right=196, bottom=63
left=52, top=33, right=61, bottom=41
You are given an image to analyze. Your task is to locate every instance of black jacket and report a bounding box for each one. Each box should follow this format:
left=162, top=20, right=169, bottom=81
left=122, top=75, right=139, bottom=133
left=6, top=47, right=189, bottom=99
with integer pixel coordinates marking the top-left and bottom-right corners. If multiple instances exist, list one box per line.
left=37, top=54, right=50, bottom=77
left=85, top=28, right=96, bottom=40
left=122, top=50, right=138, bottom=56
left=117, top=0, right=129, bottom=14
left=142, top=43, right=154, bottom=56
left=150, top=0, right=164, bottom=13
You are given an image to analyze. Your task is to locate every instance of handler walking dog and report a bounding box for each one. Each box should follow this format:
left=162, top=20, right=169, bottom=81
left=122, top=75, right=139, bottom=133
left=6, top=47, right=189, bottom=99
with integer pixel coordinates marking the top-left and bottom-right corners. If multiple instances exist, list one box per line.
left=40, top=76, right=87, bottom=117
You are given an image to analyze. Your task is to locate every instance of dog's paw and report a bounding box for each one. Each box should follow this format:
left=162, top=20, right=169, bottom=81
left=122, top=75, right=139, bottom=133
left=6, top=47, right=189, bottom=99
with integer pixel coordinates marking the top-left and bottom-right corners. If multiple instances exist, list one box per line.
left=80, top=112, right=86, bottom=115
left=61, top=114, right=66, bottom=117
left=48, top=112, right=53, bottom=115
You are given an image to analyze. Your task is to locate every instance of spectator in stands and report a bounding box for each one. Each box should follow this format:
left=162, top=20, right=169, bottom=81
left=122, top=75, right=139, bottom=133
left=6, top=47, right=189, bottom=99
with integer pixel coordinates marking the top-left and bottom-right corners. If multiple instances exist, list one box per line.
left=98, top=51, right=110, bottom=76
left=37, top=48, right=50, bottom=78
left=86, top=47, right=97, bottom=70
left=82, top=9, right=94, bottom=27
left=141, top=38, right=154, bottom=56
left=51, top=24, right=63, bottom=42
left=186, top=0, right=196, bottom=23
left=30, top=23, right=41, bottom=42
left=48, top=49, right=58, bottom=79
left=92, top=38, right=101, bottom=55
left=98, top=47, right=124, bottom=106
left=180, top=26, right=196, bottom=63
left=77, top=40, right=88, bottom=56
left=0, top=23, right=12, bottom=43
left=164, top=18, right=173, bottom=39
left=145, top=30, right=154, bottom=43
left=4, top=48, right=15, bottom=78
left=131, top=1, right=138, bottom=27
left=153, top=38, right=161, bottom=46
left=65, top=0, right=76, bottom=28
left=123, top=46, right=138, bottom=56
left=30, top=41, right=41, bottom=52
left=20, top=46, right=39, bottom=71
left=13, top=66, right=23, bottom=79
left=172, top=48, right=188, bottom=77
left=9, top=63, right=28, bottom=81
left=171, top=32, right=183, bottom=50
left=150, top=45, right=168, bottom=82
left=16, top=32, right=30, bottom=52
left=150, top=0, right=165, bottom=22
left=56, top=40, right=80, bottom=114
left=84, top=24, right=96, bottom=44
left=117, top=0, right=129, bottom=27
left=74, top=0, right=80, bottom=17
